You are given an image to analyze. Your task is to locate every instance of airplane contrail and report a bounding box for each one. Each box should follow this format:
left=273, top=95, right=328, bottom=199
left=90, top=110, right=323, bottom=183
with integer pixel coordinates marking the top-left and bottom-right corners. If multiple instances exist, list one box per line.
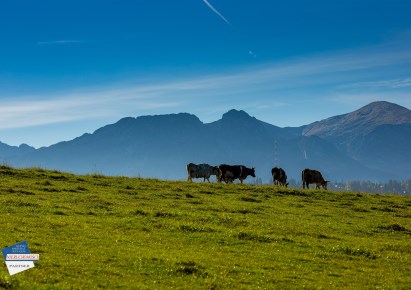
left=202, top=0, right=232, bottom=26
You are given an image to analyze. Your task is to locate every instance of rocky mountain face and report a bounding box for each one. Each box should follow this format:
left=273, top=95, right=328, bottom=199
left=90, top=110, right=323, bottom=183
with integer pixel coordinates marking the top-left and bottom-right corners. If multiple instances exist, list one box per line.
left=1, top=101, right=410, bottom=182
left=304, top=101, right=411, bottom=139
left=303, top=101, right=411, bottom=178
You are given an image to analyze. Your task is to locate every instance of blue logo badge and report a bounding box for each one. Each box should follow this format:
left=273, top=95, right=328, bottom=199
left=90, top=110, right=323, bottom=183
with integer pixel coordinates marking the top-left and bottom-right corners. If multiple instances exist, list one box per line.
left=2, top=241, right=39, bottom=275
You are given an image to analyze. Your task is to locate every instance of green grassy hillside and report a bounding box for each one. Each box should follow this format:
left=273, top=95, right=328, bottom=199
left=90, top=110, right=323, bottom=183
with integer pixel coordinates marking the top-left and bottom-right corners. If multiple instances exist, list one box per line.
left=1, top=166, right=410, bottom=289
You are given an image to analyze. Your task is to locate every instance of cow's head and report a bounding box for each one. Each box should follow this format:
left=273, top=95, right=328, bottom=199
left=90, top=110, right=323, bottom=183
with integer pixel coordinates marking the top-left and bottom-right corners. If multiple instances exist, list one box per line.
left=250, top=167, right=256, bottom=178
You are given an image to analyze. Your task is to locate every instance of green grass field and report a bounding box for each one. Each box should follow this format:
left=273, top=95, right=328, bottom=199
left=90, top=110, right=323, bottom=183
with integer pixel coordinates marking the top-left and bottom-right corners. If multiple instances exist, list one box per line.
left=1, top=165, right=410, bottom=289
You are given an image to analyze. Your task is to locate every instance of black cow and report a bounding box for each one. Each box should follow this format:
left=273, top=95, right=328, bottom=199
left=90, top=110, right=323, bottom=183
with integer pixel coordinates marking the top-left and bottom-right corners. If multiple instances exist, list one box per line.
left=271, top=167, right=288, bottom=187
left=218, top=164, right=256, bottom=184
left=301, top=168, right=328, bottom=190
left=186, top=163, right=219, bottom=182
left=221, top=170, right=235, bottom=184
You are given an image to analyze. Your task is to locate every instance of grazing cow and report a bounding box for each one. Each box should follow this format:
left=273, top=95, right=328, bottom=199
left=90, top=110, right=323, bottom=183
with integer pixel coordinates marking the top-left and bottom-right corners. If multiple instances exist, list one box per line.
left=301, top=168, right=328, bottom=190
left=186, top=163, right=219, bottom=182
left=218, top=164, right=256, bottom=184
left=271, top=167, right=288, bottom=187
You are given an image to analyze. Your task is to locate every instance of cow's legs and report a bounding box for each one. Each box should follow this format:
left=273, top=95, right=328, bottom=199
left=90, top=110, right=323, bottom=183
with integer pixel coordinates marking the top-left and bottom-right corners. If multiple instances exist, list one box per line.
left=205, top=175, right=211, bottom=182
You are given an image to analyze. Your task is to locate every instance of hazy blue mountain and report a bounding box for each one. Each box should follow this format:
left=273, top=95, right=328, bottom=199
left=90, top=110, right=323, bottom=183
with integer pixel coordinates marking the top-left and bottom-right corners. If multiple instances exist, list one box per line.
left=0, top=142, right=35, bottom=159
left=4, top=101, right=409, bottom=182
left=303, top=101, right=411, bottom=179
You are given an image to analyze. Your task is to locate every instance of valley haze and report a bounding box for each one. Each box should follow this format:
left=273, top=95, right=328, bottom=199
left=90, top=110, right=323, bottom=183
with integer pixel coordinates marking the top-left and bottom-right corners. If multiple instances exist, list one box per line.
left=1, top=101, right=410, bottom=183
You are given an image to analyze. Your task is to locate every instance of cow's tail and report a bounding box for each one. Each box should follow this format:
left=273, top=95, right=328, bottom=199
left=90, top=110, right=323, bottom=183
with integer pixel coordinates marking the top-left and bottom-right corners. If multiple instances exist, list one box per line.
left=186, top=163, right=192, bottom=182
left=301, top=170, right=305, bottom=189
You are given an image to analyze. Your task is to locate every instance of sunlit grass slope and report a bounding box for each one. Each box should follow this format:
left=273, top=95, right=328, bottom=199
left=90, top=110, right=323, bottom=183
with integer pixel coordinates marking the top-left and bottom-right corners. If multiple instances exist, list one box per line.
left=1, top=166, right=410, bottom=289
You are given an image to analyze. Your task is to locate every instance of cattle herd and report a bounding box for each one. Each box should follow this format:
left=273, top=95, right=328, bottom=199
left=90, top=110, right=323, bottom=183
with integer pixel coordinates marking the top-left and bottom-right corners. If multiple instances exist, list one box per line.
left=186, top=163, right=328, bottom=190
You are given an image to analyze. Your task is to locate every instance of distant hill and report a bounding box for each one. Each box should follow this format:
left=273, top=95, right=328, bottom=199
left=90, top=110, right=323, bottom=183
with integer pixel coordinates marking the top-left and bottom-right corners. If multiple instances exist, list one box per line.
left=2, top=101, right=410, bottom=182
left=0, top=142, right=35, bottom=158
left=303, top=101, right=411, bottom=147
left=303, top=101, right=411, bottom=179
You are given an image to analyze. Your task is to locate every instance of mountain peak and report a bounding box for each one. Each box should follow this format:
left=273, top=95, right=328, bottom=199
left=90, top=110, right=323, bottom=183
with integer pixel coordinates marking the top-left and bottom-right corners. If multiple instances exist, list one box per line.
left=222, top=109, right=254, bottom=121
left=135, top=112, right=201, bottom=122
left=303, top=101, right=411, bottom=140
left=18, top=143, right=35, bottom=150
left=351, top=101, right=411, bottom=124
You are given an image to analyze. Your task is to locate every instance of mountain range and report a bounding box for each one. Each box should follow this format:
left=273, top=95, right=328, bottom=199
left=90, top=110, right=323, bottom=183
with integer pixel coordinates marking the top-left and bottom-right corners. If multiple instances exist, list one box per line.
left=1, top=101, right=410, bottom=182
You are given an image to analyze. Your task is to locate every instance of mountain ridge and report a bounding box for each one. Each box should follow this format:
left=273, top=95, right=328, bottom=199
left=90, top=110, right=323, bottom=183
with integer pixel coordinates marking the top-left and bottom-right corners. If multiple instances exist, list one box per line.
left=303, top=101, right=411, bottom=138
left=1, top=101, right=410, bottom=182
left=302, top=101, right=411, bottom=174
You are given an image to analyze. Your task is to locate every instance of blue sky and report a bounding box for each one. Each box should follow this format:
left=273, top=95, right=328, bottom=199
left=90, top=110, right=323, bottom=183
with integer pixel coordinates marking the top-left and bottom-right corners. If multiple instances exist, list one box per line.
left=1, top=0, right=411, bottom=148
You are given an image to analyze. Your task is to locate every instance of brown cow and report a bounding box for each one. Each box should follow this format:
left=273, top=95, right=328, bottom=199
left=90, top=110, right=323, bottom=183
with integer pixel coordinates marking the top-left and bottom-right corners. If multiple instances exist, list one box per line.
left=302, top=168, right=328, bottom=190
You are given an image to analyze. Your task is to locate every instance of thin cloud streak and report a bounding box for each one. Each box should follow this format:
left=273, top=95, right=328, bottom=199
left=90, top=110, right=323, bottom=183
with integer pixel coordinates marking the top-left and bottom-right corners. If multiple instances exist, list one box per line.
left=329, top=91, right=411, bottom=108
left=37, top=40, right=87, bottom=45
left=0, top=93, right=180, bottom=130
left=339, top=78, right=411, bottom=89
left=202, top=0, right=232, bottom=26
left=1, top=41, right=411, bottom=130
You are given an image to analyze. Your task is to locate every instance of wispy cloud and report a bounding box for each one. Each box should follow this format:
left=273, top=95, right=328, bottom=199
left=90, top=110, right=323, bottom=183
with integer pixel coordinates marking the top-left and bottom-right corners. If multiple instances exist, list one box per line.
left=202, top=0, right=232, bottom=26
left=249, top=50, right=257, bottom=58
left=0, top=91, right=180, bottom=130
left=338, top=78, right=411, bottom=89
left=329, top=91, right=411, bottom=108
left=37, top=40, right=86, bottom=45
left=2, top=37, right=411, bottom=131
